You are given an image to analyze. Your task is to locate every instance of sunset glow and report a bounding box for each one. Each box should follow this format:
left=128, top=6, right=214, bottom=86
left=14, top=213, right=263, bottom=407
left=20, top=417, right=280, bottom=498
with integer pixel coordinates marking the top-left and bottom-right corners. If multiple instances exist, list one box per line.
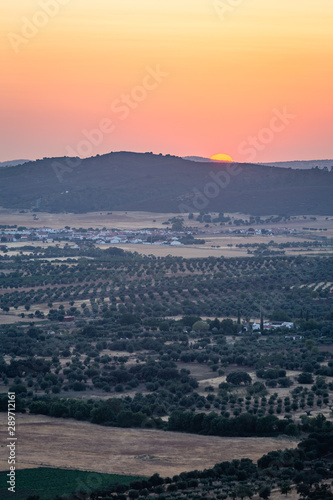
left=210, top=154, right=233, bottom=162
left=1, top=1, right=333, bottom=162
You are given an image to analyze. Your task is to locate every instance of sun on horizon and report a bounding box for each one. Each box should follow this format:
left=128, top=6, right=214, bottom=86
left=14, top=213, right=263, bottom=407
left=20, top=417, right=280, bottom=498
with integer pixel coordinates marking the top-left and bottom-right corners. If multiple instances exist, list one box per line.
left=210, top=154, right=233, bottom=162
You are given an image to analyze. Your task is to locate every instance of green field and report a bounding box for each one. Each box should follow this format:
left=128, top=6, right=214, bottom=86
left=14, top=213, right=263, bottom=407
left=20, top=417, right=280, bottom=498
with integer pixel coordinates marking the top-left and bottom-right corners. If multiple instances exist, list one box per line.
left=0, top=467, right=144, bottom=500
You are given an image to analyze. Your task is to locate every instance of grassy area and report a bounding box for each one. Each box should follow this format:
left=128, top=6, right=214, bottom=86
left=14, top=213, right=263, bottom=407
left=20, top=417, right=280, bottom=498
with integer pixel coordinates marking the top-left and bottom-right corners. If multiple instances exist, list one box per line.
left=0, top=467, right=144, bottom=500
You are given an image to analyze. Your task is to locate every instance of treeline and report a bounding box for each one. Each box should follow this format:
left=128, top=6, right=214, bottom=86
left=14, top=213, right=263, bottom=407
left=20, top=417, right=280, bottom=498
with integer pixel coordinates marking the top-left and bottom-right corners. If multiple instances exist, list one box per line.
left=1, top=390, right=331, bottom=440
left=168, top=410, right=298, bottom=436
left=0, top=395, right=164, bottom=429
left=237, top=239, right=333, bottom=249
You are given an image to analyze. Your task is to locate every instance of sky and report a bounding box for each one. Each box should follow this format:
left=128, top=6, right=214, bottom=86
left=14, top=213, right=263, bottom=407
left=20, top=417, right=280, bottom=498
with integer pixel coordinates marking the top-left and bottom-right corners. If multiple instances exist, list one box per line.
left=1, top=0, right=333, bottom=163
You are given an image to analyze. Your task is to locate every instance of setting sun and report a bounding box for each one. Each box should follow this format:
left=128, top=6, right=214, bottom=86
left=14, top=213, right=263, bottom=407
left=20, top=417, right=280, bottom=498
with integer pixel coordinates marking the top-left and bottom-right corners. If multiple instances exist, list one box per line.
left=210, top=154, right=233, bottom=162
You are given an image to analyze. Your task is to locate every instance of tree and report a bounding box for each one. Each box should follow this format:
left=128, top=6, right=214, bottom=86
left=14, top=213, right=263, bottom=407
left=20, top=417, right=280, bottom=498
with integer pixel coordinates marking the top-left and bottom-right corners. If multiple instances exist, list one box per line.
left=210, top=318, right=221, bottom=331
left=280, top=482, right=292, bottom=496
left=227, top=371, right=252, bottom=386
left=29, top=401, right=50, bottom=415
left=259, top=486, right=271, bottom=500
left=116, top=410, right=146, bottom=428
left=91, top=405, right=116, bottom=424
left=305, top=339, right=316, bottom=351
left=298, top=373, right=314, bottom=384
left=171, top=218, right=184, bottom=231
left=192, top=321, right=209, bottom=333
left=148, top=473, right=164, bottom=487
left=159, top=321, right=169, bottom=332
left=270, top=309, right=291, bottom=321
left=119, top=313, right=139, bottom=325
left=237, top=485, right=254, bottom=500
left=9, top=383, right=27, bottom=395
left=306, top=484, right=333, bottom=499
left=220, top=318, right=237, bottom=334
left=181, top=316, right=202, bottom=328
left=296, top=483, right=311, bottom=498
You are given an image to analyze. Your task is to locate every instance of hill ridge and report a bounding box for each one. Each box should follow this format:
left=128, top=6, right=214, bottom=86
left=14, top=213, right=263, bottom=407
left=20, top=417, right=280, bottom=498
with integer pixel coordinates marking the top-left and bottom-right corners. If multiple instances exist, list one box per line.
left=0, top=151, right=332, bottom=215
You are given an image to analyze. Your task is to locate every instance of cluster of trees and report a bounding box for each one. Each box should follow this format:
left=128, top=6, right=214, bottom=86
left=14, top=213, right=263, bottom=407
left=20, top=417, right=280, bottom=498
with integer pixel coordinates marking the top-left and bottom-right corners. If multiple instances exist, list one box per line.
left=1, top=321, right=332, bottom=420
left=191, top=213, right=293, bottom=227
left=27, top=397, right=158, bottom=428
left=0, top=392, right=308, bottom=444
left=237, top=239, right=333, bottom=250
left=1, top=252, right=333, bottom=323
left=168, top=410, right=299, bottom=436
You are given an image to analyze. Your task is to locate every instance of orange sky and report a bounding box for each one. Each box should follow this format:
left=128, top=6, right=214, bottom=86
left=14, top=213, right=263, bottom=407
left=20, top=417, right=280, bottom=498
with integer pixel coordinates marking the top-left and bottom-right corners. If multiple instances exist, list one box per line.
left=1, top=0, right=333, bottom=162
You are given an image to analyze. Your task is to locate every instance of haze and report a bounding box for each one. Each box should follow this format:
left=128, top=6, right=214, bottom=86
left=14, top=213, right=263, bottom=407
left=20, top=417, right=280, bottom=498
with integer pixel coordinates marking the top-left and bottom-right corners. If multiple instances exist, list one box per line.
left=1, top=0, right=333, bottom=162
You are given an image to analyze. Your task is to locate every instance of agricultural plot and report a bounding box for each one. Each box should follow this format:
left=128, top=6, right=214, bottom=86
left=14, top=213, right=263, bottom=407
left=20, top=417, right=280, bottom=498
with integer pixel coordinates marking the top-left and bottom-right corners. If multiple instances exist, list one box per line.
left=0, top=467, right=142, bottom=500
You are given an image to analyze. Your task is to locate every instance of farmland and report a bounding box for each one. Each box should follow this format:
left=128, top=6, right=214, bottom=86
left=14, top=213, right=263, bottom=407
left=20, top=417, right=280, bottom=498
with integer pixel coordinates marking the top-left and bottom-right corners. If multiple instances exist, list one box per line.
left=0, top=414, right=298, bottom=477
left=0, top=211, right=333, bottom=500
left=0, top=467, right=143, bottom=500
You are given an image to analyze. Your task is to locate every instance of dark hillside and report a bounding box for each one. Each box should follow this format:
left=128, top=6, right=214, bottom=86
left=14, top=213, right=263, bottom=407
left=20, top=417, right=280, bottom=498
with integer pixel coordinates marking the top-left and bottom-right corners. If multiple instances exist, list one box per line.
left=0, top=152, right=332, bottom=214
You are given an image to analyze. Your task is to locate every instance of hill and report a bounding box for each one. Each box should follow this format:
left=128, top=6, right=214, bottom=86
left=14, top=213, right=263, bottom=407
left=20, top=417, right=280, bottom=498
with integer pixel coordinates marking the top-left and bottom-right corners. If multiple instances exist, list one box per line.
left=183, top=155, right=212, bottom=162
left=0, top=159, right=30, bottom=168
left=0, top=151, right=332, bottom=215
left=185, top=157, right=333, bottom=170
left=262, top=159, right=333, bottom=170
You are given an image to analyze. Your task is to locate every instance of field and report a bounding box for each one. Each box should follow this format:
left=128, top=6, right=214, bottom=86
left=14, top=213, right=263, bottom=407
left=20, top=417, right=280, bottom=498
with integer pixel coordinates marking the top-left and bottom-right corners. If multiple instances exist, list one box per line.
left=1, top=208, right=332, bottom=232
left=7, top=208, right=172, bottom=230
left=110, top=242, right=250, bottom=258
left=0, top=467, right=143, bottom=500
left=0, top=209, right=178, bottom=230
left=112, top=240, right=333, bottom=258
left=0, top=314, right=40, bottom=325
left=0, top=414, right=297, bottom=477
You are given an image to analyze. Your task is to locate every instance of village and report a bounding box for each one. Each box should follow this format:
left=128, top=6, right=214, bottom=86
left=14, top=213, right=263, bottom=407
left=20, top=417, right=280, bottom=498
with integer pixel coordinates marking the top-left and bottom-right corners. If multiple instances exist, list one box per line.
left=0, top=224, right=303, bottom=248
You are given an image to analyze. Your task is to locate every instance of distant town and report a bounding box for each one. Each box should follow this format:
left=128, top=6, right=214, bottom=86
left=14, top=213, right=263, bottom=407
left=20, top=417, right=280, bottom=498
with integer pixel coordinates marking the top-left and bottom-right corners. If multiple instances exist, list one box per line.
left=0, top=224, right=303, bottom=248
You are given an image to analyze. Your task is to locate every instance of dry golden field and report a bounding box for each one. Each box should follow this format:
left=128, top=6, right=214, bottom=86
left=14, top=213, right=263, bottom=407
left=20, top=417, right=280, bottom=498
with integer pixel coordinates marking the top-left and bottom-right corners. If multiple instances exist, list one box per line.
left=1, top=207, right=332, bottom=233
left=110, top=242, right=333, bottom=258
left=110, top=243, right=250, bottom=258
left=0, top=314, right=35, bottom=324
left=0, top=414, right=297, bottom=477
left=0, top=209, right=176, bottom=230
